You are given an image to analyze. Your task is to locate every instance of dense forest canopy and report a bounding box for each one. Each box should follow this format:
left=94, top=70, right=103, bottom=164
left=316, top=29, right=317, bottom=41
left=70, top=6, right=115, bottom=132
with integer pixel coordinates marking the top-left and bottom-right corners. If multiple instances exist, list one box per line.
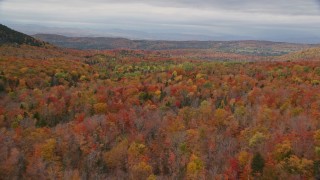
left=1, top=25, right=320, bottom=179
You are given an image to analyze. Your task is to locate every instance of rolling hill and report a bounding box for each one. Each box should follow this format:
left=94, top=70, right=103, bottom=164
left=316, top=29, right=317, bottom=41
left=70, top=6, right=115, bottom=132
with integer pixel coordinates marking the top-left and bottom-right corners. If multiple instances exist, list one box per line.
left=33, top=33, right=319, bottom=56
left=0, top=24, right=47, bottom=47
left=277, top=47, right=320, bottom=61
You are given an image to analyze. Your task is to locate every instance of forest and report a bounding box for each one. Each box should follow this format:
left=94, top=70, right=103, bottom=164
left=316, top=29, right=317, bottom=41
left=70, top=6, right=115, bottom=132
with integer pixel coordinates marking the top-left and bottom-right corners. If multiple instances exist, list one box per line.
left=1, top=42, right=320, bottom=179
left=2, top=24, right=320, bottom=180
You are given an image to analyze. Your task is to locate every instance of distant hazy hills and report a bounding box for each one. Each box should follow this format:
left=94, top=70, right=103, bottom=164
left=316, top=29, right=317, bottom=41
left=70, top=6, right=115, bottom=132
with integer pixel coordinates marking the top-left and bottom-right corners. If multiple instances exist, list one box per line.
left=1, top=24, right=320, bottom=60
left=0, top=24, right=46, bottom=47
left=33, top=34, right=319, bottom=56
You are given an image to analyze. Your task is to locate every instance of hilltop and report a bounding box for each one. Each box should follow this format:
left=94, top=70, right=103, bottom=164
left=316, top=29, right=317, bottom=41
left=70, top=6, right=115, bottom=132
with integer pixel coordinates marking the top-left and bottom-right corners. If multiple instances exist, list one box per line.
left=0, top=24, right=46, bottom=47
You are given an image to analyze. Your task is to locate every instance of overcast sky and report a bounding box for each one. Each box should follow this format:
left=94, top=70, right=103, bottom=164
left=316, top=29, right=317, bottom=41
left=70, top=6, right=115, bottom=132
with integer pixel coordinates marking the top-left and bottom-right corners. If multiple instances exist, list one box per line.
left=1, top=0, right=320, bottom=42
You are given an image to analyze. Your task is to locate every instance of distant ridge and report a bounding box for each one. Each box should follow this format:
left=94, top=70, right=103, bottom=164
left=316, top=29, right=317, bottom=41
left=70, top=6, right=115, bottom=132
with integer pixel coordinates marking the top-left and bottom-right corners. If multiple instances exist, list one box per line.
left=0, top=24, right=46, bottom=47
left=33, top=33, right=319, bottom=56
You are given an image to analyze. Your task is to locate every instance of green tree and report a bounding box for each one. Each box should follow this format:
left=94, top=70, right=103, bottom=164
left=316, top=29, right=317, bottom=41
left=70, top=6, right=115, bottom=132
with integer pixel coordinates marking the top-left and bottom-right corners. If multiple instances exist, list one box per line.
left=251, top=152, right=265, bottom=175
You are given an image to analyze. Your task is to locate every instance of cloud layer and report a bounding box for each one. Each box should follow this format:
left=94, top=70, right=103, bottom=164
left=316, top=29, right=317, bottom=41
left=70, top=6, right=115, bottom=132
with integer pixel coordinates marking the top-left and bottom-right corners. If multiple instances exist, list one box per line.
left=1, top=0, right=320, bottom=42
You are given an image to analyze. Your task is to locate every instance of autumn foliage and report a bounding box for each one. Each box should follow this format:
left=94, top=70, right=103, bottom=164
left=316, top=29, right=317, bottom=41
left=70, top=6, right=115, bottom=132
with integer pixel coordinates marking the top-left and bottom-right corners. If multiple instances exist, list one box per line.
left=1, top=45, right=320, bottom=179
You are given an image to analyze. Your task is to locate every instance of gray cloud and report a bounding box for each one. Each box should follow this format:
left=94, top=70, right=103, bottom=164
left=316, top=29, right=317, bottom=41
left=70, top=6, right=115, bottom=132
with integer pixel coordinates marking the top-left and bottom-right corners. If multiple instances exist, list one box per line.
left=1, top=0, right=320, bottom=43
left=15, top=0, right=317, bottom=15
left=317, top=0, right=320, bottom=8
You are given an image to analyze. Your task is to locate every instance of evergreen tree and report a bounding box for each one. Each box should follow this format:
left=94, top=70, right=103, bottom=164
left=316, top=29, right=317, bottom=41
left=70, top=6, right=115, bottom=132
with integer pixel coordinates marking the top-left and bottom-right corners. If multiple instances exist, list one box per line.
left=251, top=152, right=265, bottom=175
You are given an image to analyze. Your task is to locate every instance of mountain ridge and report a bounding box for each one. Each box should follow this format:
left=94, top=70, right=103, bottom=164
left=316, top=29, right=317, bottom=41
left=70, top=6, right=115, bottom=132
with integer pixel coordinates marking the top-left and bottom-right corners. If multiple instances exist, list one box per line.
left=33, top=33, right=320, bottom=56
left=0, top=24, right=47, bottom=47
